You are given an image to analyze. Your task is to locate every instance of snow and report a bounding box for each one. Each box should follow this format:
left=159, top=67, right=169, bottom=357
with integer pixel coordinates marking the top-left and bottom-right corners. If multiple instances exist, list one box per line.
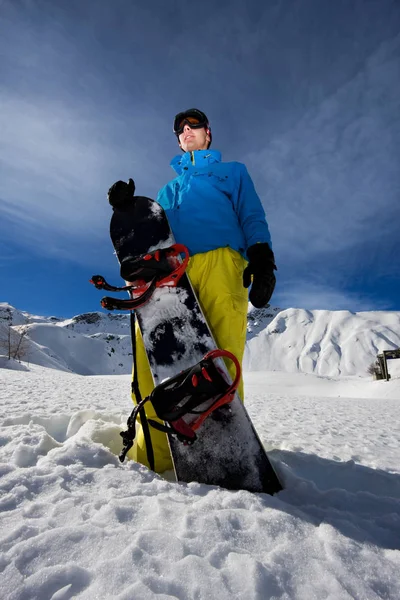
left=2, top=302, right=400, bottom=380
left=1, top=305, right=400, bottom=599
left=0, top=304, right=132, bottom=375
left=245, top=307, right=400, bottom=377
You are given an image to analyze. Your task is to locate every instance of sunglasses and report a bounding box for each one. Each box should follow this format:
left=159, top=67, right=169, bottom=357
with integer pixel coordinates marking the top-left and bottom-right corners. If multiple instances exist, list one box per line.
left=173, top=112, right=207, bottom=136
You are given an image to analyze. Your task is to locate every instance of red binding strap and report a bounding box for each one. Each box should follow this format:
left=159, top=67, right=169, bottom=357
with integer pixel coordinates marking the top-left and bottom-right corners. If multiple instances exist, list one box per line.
left=190, top=349, right=241, bottom=430
left=155, top=244, right=189, bottom=288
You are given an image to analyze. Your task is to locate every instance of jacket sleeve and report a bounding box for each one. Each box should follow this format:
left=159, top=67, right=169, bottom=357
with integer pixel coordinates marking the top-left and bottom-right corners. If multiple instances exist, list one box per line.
left=233, top=163, right=273, bottom=251
left=156, top=181, right=174, bottom=209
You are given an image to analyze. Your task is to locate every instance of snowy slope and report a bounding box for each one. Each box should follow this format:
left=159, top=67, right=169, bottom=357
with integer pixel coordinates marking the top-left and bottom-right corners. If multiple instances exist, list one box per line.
left=0, top=365, right=399, bottom=599
left=2, top=303, right=400, bottom=378
left=22, top=323, right=132, bottom=375
left=245, top=307, right=400, bottom=376
left=1, top=304, right=131, bottom=375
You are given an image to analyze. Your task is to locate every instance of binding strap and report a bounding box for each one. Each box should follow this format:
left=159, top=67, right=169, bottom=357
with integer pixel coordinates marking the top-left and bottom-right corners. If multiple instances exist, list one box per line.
left=119, top=349, right=241, bottom=460
left=90, top=244, right=190, bottom=312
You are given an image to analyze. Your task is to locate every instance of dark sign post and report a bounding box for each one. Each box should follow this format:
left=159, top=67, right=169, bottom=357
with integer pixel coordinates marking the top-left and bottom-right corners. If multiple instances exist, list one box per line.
left=377, top=349, right=400, bottom=382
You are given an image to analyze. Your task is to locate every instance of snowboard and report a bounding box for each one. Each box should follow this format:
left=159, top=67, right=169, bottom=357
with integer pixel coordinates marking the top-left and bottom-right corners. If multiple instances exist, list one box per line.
left=104, top=194, right=282, bottom=494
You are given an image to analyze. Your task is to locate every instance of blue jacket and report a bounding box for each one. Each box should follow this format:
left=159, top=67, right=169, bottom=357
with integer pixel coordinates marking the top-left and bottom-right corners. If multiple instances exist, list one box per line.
left=156, top=150, right=272, bottom=257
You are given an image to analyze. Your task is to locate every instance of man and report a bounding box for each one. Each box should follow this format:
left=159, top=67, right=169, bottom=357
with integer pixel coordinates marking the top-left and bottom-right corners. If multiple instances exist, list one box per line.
left=109, top=108, right=276, bottom=473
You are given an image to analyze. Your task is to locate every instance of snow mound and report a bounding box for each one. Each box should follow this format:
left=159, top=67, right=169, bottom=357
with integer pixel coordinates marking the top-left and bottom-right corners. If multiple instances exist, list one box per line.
left=0, top=356, right=30, bottom=372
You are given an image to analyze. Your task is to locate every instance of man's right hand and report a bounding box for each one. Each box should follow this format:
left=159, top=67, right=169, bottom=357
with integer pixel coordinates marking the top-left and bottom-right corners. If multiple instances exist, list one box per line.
left=108, top=178, right=136, bottom=209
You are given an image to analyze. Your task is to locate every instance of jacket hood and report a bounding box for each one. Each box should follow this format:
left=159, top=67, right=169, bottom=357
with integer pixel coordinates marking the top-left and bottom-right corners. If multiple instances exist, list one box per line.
left=170, top=150, right=222, bottom=175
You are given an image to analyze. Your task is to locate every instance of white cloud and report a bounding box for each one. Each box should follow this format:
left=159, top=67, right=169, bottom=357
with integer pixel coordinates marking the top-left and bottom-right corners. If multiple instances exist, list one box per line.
left=247, top=33, right=400, bottom=262
left=0, top=91, right=167, bottom=261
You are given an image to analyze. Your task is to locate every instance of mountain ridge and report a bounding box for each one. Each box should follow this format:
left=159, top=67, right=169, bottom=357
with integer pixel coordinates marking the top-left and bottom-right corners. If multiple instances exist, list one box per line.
left=1, top=302, right=399, bottom=378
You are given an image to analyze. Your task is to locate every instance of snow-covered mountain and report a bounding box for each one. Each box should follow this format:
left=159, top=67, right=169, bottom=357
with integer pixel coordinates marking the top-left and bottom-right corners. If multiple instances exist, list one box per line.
left=1, top=302, right=400, bottom=378
left=0, top=304, right=132, bottom=375
left=245, top=306, right=400, bottom=377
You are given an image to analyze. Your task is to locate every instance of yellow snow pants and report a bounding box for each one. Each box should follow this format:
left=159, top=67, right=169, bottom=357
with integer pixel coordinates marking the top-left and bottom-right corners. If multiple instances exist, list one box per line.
left=128, top=246, right=248, bottom=473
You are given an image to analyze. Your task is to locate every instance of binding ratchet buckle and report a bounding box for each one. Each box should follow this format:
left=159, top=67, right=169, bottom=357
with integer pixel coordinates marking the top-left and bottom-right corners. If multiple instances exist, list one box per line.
left=90, top=244, right=189, bottom=311
left=119, top=349, right=241, bottom=462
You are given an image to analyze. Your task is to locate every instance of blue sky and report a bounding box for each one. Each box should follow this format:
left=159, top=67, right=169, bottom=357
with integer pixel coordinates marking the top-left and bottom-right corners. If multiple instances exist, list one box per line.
left=1, top=0, right=399, bottom=318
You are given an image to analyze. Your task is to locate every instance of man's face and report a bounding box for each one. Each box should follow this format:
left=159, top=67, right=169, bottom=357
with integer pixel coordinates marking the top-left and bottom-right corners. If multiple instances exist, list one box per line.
left=179, top=124, right=210, bottom=152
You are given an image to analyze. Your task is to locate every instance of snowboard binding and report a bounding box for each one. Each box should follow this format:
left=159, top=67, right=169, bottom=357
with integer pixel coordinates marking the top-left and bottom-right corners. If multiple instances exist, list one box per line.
left=119, top=349, right=241, bottom=463
left=90, top=243, right=190, bottom=311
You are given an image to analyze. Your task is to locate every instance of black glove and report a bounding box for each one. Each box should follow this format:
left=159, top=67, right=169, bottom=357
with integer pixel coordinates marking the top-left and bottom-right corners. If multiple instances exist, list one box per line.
left=108, top=178, right=136, bottom=210
left=243, top=243, right=277, bottom=308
